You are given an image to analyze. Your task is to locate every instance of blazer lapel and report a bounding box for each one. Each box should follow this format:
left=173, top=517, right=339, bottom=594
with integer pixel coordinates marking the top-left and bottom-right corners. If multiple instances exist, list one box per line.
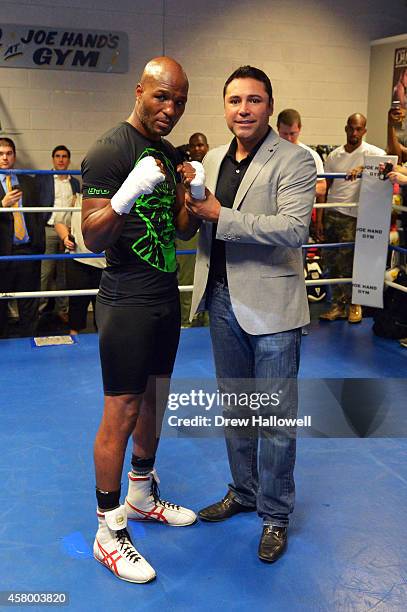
left=233, top=129, right=280, bottom=210
left=205, top=144, right=229, bottom=193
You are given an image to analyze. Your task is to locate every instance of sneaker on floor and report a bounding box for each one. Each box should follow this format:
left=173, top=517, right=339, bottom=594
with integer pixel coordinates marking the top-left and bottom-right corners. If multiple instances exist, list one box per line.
left=126, top=469, right=196, bottom=526
left=94, top=505, right=156, bottom=583
left=348, top=304, right=362, bottom=324
left=319, top=304, right=347, bottom=321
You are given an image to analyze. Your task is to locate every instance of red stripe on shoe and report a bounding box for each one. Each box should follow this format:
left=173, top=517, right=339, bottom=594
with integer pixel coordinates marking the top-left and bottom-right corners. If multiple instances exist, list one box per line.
left=96, top=539, right=122, bottom=576
left=126, top=500, right=169, bottom=524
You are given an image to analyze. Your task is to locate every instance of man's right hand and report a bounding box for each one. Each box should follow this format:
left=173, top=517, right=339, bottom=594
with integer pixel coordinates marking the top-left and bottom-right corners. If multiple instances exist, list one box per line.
left=1, top=188, right=22, bottom=208
left=388, top=106, right=406, bottom=127
left=110, top=156, right=165, bottom=216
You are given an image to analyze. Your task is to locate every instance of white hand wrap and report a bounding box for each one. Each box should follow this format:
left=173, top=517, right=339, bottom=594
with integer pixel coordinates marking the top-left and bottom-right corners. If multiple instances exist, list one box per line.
left=189, top=161, right=206, bottom=200
left=110, top=156, right=165, bottom=216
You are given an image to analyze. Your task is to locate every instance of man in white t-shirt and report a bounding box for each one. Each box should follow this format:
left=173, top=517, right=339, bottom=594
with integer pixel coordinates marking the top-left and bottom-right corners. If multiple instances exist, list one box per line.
left=319, top=113, right=385, bottom=323
left=277, top=109, right=326, bottom=205
left=277, top=109, right=327, bottom=321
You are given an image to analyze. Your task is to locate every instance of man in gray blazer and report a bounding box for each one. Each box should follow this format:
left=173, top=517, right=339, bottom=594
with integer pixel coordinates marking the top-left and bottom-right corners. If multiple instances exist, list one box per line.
left=185, top=66, right=316, bottom=563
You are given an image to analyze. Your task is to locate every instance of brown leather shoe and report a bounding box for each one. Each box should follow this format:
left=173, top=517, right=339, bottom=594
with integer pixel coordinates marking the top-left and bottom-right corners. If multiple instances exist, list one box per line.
left=348, top=304, right=362, bottom=323
left=198, top=491, right=256, bottom=522
left=258, top=525, right=288, bottom=563
left=319, top=304, right=347, bottom=321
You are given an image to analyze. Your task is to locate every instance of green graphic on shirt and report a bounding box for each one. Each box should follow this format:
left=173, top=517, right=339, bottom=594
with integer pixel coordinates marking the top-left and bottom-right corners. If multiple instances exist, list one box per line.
left=129, top=148, right=177, bottom=273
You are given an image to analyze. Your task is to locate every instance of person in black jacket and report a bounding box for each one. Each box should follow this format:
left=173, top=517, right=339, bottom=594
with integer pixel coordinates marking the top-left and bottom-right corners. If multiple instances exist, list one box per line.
left=0, top=137, right=44, bottom=337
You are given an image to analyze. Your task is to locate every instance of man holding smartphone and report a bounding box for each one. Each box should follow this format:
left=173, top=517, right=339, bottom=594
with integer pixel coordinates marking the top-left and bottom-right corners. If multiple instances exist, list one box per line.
left=0, top=137, right=44, bottom=337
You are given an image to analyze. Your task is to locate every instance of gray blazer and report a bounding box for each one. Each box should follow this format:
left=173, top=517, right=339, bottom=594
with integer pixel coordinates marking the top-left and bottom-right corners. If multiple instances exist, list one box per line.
left=190, top=128, right=317, bottom=335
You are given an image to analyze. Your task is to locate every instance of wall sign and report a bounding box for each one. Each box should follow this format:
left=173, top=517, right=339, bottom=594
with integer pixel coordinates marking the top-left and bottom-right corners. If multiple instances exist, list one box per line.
left=0, top=24, right=128, bottom=73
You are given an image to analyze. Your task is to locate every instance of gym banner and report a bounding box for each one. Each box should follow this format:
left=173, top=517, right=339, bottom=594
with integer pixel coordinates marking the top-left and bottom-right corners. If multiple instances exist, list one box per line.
left=352, top=155, right=397, bottom=308
left=0, top=24, right=128, bottom=73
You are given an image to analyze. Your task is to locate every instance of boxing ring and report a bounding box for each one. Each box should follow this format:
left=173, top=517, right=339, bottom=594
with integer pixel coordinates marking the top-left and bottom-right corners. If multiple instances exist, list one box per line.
left=0, top=169, right=406, bottom=610
left=1, top=169, right=407, bottom=300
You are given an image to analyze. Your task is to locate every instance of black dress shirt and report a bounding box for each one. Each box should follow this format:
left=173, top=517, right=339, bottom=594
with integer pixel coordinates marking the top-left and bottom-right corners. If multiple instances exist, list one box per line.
left=209, top=128, right=270, bottom=283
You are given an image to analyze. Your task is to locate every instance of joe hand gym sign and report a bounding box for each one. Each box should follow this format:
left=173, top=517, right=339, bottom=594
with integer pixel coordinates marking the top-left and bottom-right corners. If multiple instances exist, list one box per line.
left=0, top=24, right=128, bottom=73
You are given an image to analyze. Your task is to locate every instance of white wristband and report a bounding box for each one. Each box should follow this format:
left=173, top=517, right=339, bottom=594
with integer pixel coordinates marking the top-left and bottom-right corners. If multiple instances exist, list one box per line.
left=189, top=161, right=206, bottom=200
left=111, top=156, right=165, bottom=216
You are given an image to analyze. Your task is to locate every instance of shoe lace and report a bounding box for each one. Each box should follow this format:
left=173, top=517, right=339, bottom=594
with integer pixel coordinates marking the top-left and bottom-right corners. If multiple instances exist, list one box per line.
left=150, top=470, right=180, bottom=510
left=263, top=526, right=283, bottom=538
left=116, top=528, right=141, bottom=562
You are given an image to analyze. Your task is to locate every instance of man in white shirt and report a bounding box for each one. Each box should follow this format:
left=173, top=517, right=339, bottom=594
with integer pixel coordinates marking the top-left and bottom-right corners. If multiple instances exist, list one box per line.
left=277, top=109, right=326, bottom=203
left=319, top=114, right=385, bottom=323
left=38, top=146, right=80, bottom=322
left=277, top=109, right=327, bottom=318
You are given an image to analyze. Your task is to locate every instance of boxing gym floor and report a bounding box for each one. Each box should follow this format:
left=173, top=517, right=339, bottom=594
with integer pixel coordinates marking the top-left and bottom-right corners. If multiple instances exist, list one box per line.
left=0, top=319, right=406, bottom=612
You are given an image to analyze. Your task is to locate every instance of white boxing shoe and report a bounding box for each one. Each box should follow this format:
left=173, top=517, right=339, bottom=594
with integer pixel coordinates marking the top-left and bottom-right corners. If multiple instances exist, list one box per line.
left=94, top=504, right=156, bottom=583
left=125, top=469, right=197, bottom=527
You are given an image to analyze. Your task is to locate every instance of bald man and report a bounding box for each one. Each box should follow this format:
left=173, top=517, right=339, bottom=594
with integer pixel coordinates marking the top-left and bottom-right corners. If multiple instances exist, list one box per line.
left=188, top=132, right=209, bottom=162
left=320, top=113, right=385, bottom=323
left=177, top=132, right=209, bottom=327
left=82, top=57, right=196, bottom=584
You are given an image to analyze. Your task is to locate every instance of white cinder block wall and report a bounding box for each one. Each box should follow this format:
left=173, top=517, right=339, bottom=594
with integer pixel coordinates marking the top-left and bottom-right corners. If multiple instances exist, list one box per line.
left=0, top=0, right=406, bottom=171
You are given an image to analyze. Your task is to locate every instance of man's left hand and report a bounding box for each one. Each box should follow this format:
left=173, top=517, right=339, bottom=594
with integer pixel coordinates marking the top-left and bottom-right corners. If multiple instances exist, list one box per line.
left=185, top=188, right=221, bottom=222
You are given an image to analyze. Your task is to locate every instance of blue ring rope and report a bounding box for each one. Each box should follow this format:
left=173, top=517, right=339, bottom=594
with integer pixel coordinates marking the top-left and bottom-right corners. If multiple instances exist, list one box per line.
left=0, top=169, right=352, bottom=179
left=0, top=243, right=359, bottom=262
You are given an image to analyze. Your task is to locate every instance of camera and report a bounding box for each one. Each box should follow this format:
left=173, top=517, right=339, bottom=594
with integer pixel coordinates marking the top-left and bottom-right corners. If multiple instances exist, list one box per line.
left=378, top=162, right=393, bottom=181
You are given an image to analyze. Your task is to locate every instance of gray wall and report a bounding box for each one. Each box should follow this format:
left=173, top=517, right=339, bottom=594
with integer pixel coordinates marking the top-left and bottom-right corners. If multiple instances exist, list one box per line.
left=0, top=0, right=406, bottom=170
left=367, top=34, right=407, bottom=150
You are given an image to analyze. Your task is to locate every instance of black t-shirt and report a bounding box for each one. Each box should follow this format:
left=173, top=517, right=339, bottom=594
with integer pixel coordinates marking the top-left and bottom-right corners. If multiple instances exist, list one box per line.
left=82, top=122, right=180, bottom=306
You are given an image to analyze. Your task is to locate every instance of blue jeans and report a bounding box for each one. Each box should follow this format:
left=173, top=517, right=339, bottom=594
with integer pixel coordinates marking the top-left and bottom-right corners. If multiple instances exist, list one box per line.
left=207, top=280, right=301, bottom=527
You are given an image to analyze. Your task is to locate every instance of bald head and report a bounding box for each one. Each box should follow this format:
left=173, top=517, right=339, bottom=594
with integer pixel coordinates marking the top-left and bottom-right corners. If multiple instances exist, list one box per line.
left=140, top=56, right=189, bottom=90
left=347, top=113, right=366, bottom=128
left=188, top=132, right=209, bottom=162
left=131, top=56, right=189, bottom=140
left=345, top=113, right=367, bottom=151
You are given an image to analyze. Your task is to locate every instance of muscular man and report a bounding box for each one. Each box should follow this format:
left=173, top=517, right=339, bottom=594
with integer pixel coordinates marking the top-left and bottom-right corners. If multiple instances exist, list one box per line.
left=186, top=66, right=316, bottom=563
left=81, top=57, right=196, bottom=584
left=0, top=138, right=44, bottom=337
left=319, top=114, right=384, bottom=323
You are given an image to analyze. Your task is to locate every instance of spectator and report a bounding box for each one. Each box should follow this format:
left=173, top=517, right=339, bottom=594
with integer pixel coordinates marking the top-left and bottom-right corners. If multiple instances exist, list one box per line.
left=54, top=194, right=105, bottom=335
left=37, top=145, right=80, bottom=323
left=0, top=137, right=44, bottom=337
left=176, top=132, right=209, bottom=327
left=188, top=132, right=209, bottom=163
left=319, top=114, right=385, bottom=323
left=393, top=67, right=407, bottom=109
left=387, top=106, right=407, bottom=246
left=277, top=109, right=326, bottom=206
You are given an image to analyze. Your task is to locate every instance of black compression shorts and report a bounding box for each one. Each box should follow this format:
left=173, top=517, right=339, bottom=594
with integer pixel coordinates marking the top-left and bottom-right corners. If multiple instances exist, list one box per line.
left=96, top=298, right=181, bottom=396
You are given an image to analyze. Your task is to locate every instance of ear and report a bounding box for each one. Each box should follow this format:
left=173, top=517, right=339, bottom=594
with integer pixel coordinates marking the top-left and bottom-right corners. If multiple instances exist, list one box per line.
left=268, top=97, right=274, bottom=117
left=135, top=83, right=143, bottom=101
